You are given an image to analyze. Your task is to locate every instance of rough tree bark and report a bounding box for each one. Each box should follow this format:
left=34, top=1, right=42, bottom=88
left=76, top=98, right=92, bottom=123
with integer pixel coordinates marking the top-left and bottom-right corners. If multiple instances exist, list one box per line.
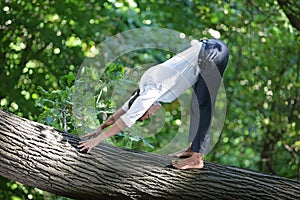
left=0, top=110, right=300, bottom=200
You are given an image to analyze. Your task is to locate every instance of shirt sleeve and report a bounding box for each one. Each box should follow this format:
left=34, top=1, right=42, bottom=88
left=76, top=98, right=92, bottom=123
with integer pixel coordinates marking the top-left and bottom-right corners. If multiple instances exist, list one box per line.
left=121, top=98, right=130, bottom=112
left=120, top=86, right=161, bottom=128
left=121, top=89, right=140, bottom=112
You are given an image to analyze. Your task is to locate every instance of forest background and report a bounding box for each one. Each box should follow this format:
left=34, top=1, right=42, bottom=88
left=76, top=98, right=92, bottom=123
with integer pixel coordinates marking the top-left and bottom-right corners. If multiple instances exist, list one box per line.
left=0, top=0, right=299, bottom=199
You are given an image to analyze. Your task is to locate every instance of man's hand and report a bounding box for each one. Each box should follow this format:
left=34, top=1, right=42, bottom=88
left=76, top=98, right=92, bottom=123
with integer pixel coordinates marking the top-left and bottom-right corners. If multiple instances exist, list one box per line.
left=80, top=128, right=101, bottom=140
left=78, top=119, right=126, bottom=153
left=78, top=133, right=107, bottom=153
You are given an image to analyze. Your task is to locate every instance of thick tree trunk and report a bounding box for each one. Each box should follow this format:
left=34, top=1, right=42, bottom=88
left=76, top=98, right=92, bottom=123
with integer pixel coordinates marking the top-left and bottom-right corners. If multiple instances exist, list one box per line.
left=0, top=110, right=299, bottom=200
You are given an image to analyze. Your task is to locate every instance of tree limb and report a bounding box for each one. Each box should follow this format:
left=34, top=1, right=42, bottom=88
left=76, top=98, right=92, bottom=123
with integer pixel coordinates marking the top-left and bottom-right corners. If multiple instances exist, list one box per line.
left=277, top=0, right=300, bottom=31
left=0, top=110, right=300, bottom=199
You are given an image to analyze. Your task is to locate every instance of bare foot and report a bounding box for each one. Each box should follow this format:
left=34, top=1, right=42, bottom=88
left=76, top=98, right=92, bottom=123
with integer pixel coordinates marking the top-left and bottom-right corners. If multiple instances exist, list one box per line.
left=172, top=152, right=204, bottom=170
left=168, top=146, right=193, bottom=158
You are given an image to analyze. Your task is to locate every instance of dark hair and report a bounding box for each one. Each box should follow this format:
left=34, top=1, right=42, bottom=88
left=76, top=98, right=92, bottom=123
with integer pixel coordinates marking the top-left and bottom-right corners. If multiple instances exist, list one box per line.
left=128, top=88, right=140, bottom=109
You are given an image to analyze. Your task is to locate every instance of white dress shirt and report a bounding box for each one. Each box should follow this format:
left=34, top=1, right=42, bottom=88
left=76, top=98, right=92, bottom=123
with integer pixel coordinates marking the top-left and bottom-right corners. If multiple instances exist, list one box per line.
left=120, top=40, right=203, bottom=128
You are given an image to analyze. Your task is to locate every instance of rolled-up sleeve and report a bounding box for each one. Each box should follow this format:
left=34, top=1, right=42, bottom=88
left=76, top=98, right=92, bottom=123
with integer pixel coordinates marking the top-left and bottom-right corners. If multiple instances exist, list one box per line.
left=121, top=98, right=130, bottom=112
left=120, top=86, right=161, bottom=128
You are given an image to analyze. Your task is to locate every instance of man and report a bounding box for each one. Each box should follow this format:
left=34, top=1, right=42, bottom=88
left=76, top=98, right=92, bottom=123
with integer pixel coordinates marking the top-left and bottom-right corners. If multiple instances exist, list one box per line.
left=78, top=38, right=229, bottom=170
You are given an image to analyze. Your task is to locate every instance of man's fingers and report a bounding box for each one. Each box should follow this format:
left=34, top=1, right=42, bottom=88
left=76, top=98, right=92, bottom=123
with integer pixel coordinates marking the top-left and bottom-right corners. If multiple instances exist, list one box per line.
left=87, top=147, right=92, bottom=154
left=78, top=137, right=98, bottom=153
left=78, top=141, right=86, bottom=146
left=80, top=145, right=91, bottom=153
left=79, top=146, right=87, bottom=152
left=78, top=142, right=93, bottom=153
left=80, top=145, right=92, bottom=153
left=78, top=141, right=88, bottom=150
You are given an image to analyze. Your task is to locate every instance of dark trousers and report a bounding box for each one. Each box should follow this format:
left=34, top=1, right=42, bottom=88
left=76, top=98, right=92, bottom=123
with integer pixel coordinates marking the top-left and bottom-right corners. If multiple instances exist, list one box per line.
left=189, top=39, right=229, bottom=153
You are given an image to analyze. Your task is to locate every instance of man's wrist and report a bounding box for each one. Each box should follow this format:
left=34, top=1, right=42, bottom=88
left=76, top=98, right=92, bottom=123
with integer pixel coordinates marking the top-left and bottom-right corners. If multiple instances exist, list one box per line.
left=96, top=126, right=102, bottom=134
left=96, top=132, right=108, bottom=142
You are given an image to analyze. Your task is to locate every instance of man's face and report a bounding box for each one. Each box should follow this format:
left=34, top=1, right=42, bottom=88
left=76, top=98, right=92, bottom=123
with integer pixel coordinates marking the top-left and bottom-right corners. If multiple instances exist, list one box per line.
left=139, top=104, right=161, bottom=121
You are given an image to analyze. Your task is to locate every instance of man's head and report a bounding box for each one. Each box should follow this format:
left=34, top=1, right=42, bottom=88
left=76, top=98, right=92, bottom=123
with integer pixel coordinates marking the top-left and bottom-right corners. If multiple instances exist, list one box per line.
left=138, top=104, right=161, bottom=121
left=128, top=88, right=161, bottom=121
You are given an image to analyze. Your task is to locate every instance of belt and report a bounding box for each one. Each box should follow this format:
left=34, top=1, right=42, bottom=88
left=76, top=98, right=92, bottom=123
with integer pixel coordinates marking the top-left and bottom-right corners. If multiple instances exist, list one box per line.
left=200, top=39, right=208, bottom=50
left=198, top=39, right=208, bottom=69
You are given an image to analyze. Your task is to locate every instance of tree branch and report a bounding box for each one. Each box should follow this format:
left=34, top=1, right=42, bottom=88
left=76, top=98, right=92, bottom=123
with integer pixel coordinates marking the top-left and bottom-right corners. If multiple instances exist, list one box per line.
left=0, top=110, right=300, bottom=199
left=277, top=0, right=300, bottom=31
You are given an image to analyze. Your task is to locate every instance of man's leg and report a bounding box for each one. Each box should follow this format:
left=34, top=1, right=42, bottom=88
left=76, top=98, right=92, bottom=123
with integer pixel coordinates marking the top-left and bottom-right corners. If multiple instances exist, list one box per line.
left=190, top=74, right=212, bottom=154
left=169, top=75, right=210, bottom=158
left=173, top=39, right=229, bottom=169
left=172, top=75, right=211, bottom=169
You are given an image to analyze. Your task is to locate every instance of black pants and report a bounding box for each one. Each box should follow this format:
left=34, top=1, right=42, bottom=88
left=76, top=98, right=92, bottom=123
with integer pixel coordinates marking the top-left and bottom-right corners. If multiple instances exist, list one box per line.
left=189, top=39, right=229, bottom=153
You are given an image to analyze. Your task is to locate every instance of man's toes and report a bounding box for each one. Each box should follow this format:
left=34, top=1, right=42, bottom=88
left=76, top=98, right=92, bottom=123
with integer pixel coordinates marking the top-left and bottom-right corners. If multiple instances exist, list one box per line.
left=172, top=159, right=180, bottom=164
left=172, top=161, right=180, bottom=167
left=172, top=158, right=204, bottom=170
left=173, top=164, right=182, bottom=169
left=178, top=164, right=189, bottom=170
left=172, top=160, right=184, bottom=169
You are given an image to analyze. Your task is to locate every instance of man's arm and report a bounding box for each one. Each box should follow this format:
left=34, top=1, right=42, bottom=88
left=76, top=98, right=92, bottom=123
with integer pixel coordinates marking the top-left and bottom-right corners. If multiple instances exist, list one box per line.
left=78, top=108, right=127, bottom=153
left=78, top=118, right=127, bottom=153
left=81, top=108, right=126, bottom=139
left=100, top=108, right=126, bottom=129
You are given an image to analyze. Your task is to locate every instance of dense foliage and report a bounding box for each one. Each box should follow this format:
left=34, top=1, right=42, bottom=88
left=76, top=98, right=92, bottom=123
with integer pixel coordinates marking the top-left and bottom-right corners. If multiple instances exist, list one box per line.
left=1, top=0, right=299, bottom=199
